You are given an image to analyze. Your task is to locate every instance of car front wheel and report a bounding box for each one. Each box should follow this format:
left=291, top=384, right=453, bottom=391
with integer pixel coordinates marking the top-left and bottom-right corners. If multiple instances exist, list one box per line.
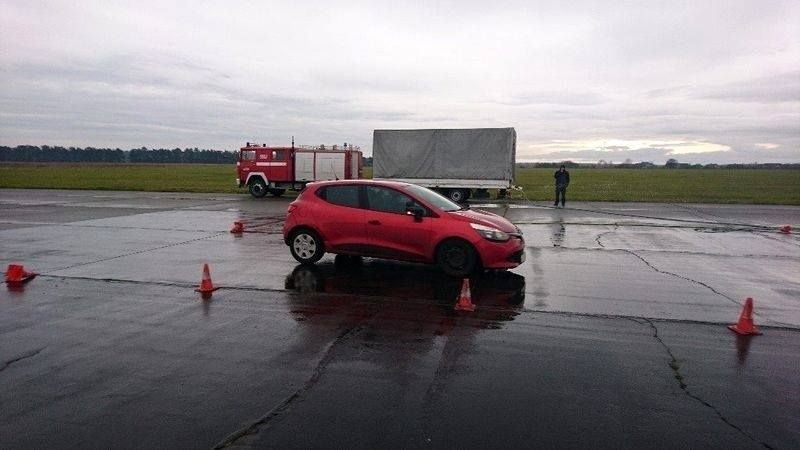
left=289, top=229, right=325, bottom=264
left=436, top=239, right=478, bottom=277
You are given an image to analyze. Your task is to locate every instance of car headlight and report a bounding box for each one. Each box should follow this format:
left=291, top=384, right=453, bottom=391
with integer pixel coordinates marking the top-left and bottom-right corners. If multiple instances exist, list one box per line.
left=470, top=223, right=510, bottom=242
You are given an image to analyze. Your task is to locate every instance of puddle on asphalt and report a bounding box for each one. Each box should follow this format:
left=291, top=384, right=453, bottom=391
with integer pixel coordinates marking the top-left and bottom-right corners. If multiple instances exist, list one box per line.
left=283, top=256, right=526, bottom=328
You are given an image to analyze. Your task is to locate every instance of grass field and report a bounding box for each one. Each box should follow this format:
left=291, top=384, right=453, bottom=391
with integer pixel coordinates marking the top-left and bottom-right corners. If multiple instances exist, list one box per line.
left=1, top=163, right=799, bottom=204
left=0, top=164, right=241, bottom=194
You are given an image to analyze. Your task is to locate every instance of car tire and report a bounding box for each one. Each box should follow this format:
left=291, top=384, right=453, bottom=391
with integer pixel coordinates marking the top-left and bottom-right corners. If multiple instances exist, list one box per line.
left=436, top=239, right=478, bottom=277
left=248, top=178, right=268, bottom=198
left=289, top=229, right=325, bottom=264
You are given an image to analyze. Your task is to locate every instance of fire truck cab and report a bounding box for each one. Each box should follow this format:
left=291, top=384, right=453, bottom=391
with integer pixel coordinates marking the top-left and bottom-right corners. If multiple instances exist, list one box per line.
left=237, top=142, right=363, bottom=198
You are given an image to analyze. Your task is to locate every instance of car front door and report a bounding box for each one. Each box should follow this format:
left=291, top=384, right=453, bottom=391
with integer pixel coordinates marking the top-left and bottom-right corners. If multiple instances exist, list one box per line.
left=364, top=185, right=433, bottom=262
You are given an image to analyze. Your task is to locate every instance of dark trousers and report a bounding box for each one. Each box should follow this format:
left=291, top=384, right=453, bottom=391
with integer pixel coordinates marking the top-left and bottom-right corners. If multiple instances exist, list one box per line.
left=555, top=186, right=567, bottom=206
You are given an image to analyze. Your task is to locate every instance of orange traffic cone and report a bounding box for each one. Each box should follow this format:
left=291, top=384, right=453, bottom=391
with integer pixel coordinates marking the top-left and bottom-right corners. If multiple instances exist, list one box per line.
left=230, top=221, right=244, bottom=234
left=728, top=297, right=762, bottom=335
left=195, top=263, right=218, bottom=294
left=5, top=264, right=37, bottom=284
left=454, top=278, right=476, bottom=312
left=779, top=225, right=792, bottom=234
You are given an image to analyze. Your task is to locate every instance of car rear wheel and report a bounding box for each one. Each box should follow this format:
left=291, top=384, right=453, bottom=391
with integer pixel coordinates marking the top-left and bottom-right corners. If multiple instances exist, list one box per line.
left=289, top=229, right=325, bottom=264
left=436, top=239, right=478, bottom=277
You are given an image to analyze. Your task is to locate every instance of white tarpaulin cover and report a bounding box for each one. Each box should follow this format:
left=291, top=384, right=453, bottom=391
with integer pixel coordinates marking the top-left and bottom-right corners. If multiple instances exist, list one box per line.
left=372, top=128, right=516, bottom=181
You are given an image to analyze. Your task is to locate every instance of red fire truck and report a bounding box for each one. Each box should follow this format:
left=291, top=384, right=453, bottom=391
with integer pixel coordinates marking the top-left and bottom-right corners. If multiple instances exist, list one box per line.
left=237, top=142, right=363, bottom=197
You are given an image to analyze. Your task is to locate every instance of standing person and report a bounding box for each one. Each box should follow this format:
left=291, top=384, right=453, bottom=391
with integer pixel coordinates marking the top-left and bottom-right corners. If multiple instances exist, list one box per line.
left=554, top=164, right=570, bottom=207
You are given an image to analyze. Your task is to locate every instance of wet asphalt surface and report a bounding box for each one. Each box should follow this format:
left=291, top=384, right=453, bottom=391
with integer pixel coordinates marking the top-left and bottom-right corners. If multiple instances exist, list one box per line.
left=1, top=189, right=798, bottom=449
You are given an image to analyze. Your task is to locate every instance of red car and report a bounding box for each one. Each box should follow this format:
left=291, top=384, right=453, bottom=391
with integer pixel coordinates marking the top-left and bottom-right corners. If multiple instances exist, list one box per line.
left=283, top=180, right=525, bottom=277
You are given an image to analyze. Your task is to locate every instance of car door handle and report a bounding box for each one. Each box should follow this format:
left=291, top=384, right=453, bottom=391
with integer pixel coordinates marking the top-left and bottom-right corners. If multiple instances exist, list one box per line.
left=368, top=220, right=381, bottom=225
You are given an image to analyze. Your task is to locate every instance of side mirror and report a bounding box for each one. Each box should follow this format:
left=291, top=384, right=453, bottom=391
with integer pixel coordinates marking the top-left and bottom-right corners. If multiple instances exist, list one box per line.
left=406, top=205, right=425, bottom=222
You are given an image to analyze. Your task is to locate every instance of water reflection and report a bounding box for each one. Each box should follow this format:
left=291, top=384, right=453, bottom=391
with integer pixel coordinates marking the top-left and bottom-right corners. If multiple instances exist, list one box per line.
left=735, top=334, right=754, bottom=366
left=284, top=256, right=526, bottom=327
left=286, top=257, right=524, bottom=304
left=550, top=220, right=566, bottom=247
left=278, top=258, right=527, bottom=401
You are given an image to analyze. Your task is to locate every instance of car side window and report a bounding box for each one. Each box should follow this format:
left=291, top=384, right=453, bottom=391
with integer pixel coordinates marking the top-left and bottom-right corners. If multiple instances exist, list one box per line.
left=319, top=185, right=360, bottom=208
left=366, top=186, right=415, bottom=214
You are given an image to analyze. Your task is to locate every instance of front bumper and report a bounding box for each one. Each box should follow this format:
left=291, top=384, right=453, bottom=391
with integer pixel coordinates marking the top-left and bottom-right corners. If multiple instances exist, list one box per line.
left=475, top=236, right=525, bottom=269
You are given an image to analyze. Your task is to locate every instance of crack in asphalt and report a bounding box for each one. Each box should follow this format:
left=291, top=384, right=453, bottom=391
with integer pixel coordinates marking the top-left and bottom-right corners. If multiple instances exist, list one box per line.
left=526, top=242, right=798, bottom=261
left=621, top=249, right=742, bottom=307
left=0, top=348, right=45, bottom=373
left=41, top=231, right=229, bottom=274
left=545, top=205, right=780, bottom=231
left=29, top=275, right=799, bottom=331
left=671, top=203, right=726, bottom=221
left=639, top=319, right=773, bottom=449
left=603, top=246, right=796, bottom=260
left=213, top=323, right=368, bottom=449
left=594, top=223, right=620, bottom=248
left=756, top=232, right=800, bottom=248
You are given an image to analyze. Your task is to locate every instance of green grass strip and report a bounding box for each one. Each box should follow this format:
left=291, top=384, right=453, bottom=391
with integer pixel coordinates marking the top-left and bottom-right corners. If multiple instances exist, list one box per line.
left=1, top=164, right=798, bottom=204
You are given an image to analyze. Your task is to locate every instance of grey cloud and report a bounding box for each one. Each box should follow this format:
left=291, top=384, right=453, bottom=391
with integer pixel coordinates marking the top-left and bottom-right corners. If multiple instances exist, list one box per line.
left=696, top=71, right=800, bottom=103
left=643, top=72, right=800, bottom=104
left=494, top=91, right=608, bottom=107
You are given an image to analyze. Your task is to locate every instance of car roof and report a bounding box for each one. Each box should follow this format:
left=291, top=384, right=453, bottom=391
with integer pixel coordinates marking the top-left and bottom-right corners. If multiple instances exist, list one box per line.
left=309, top=179, right=413, bottom=189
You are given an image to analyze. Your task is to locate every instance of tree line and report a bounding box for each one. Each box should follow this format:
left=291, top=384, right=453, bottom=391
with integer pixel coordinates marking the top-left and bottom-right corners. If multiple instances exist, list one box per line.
left=2, top=146, right=796, bottom=169
left=0, top=145, right=236, bottom=164
left=519, top=159, right=800, bottom=169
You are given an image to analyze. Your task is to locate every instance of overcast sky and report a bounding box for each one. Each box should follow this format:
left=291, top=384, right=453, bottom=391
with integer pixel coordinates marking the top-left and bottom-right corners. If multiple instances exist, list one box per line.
left=1, top=0, right=799, bottom=163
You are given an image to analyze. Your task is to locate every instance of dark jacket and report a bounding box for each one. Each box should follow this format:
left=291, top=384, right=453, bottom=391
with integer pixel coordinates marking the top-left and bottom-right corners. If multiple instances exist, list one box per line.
left=554, top=170, right=570, bottom=188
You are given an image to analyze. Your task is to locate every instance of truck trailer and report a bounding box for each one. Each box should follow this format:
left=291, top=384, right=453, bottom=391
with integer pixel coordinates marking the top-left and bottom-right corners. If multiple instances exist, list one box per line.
left=237, top=142, right=363, bottom=198
left=372, top=128, right=516, bottom=202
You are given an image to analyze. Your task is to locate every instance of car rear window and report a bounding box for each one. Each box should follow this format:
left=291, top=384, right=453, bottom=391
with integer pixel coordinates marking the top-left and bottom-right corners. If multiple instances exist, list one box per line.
left=319, top=185, right=360, bottom=208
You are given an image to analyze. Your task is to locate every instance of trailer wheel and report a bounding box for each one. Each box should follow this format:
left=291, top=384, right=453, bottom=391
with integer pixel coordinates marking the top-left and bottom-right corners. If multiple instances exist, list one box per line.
left=269, top=188, right=286, bottom=197
left=248, top=178, right=267, bottom=198
left=436, top=238, right=478, bottom=277
left=289, top=229, right=325, bottom=264
left=447, top=189, right=469, bottom=203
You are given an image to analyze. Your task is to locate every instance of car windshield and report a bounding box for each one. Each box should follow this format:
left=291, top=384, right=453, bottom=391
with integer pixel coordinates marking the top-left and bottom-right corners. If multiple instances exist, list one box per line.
left=404, top=184, right=463, bottom=212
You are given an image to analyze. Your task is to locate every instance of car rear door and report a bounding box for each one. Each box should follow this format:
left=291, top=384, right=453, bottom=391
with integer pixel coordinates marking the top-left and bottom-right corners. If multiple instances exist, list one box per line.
left=314, top=184, right=367, bottom=252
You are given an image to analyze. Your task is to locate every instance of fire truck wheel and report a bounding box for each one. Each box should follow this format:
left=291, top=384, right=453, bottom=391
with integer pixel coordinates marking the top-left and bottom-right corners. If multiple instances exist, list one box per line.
left=289, top=229, right=325, bottom=264
left=269, top=188, right=286, bottom=197
left=248, top=178, right=268, bottom=198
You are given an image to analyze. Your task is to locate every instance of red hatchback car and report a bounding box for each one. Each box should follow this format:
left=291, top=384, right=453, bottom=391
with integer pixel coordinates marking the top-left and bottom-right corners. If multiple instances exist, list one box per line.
left=283, top=180, right=525, bottom=277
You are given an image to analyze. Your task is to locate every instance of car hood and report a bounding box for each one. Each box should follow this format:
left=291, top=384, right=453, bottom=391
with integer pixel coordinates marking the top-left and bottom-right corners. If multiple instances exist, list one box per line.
left=449, top=208, right=519, bottom=233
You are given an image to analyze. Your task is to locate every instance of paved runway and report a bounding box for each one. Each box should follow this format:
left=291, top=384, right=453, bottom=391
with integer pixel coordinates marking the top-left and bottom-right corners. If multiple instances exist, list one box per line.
left=1, top=189, right=798, bottom=448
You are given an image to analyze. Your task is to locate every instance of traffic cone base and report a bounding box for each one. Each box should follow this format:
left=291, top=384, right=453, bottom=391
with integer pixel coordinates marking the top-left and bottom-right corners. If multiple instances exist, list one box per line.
left=5, top=264, right=37, bottom=284
left=455, top=278, right=476, bottom=312
left=231, top=221, right=244, bottom=234
left=779, top=225, right=792, bottom=234
left=195, top=263, right=218, bottom=294
left=728, top=297, right=762, bottom=336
